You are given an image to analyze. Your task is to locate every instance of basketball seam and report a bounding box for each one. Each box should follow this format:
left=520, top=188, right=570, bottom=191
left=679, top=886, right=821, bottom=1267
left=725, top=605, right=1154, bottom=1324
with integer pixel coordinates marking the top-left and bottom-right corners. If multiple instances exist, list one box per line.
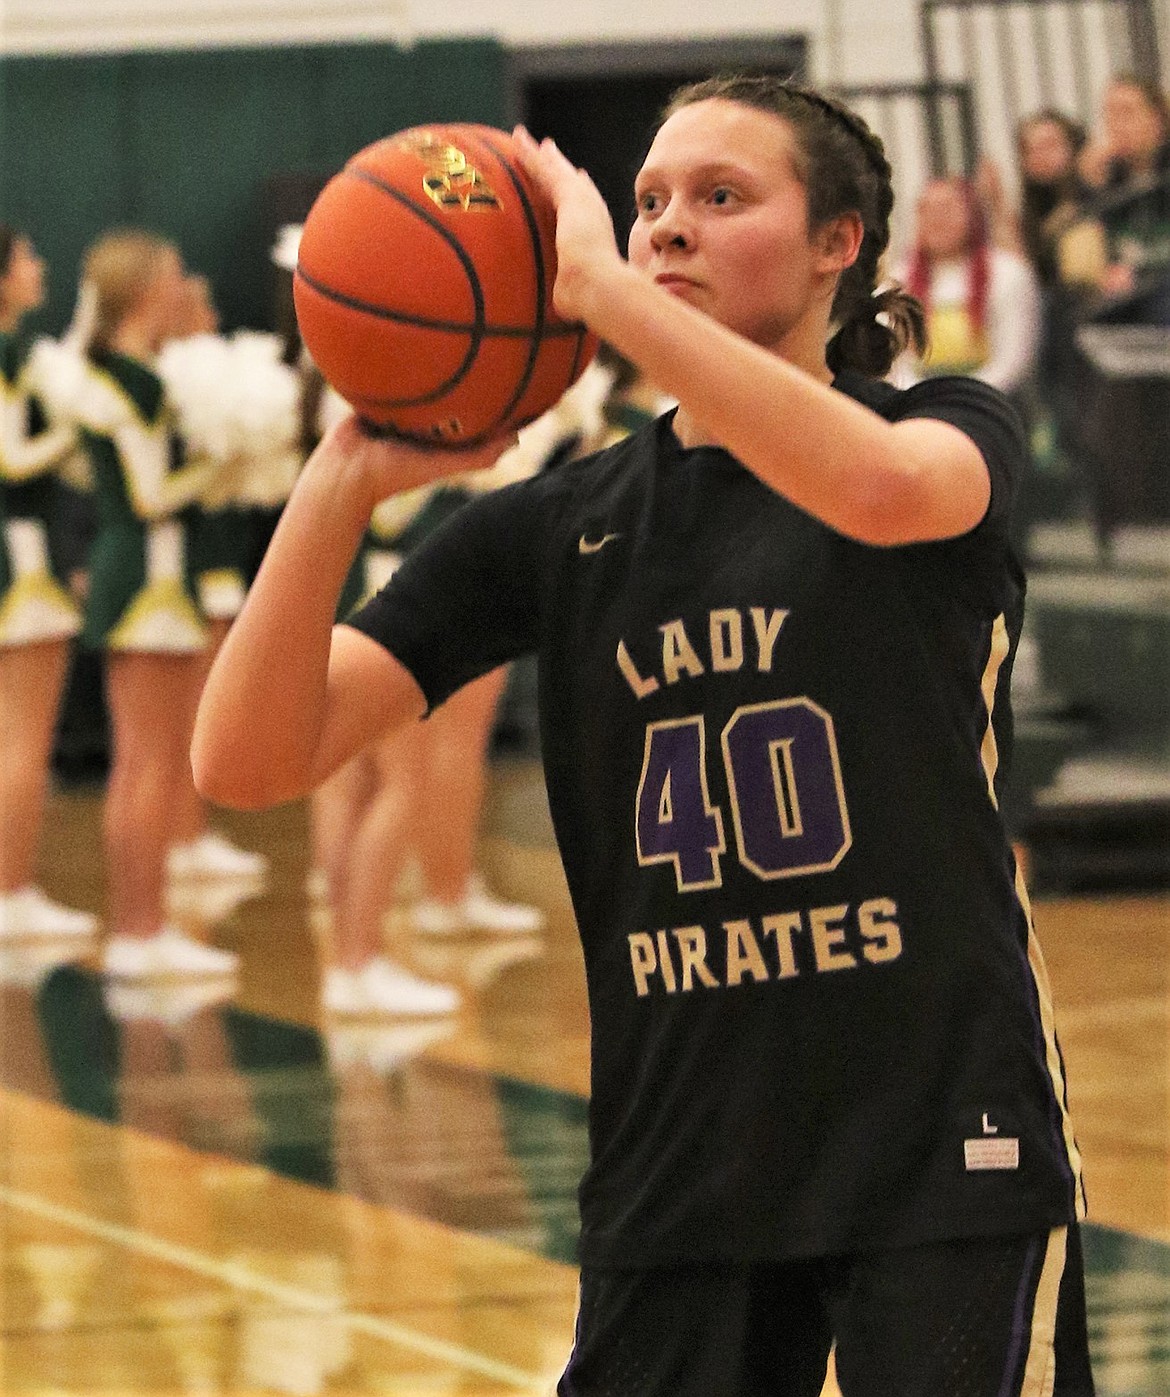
left=295, top=263, right=581, bottom=340
left=334, top=166, right=485, bottom=406
left=475, top=128, right=547, bottom=438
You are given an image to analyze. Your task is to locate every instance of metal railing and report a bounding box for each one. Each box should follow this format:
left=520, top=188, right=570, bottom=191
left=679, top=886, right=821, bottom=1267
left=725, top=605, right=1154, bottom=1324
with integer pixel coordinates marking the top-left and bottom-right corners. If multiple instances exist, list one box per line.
left=920, top=0, right=1163, bottom=170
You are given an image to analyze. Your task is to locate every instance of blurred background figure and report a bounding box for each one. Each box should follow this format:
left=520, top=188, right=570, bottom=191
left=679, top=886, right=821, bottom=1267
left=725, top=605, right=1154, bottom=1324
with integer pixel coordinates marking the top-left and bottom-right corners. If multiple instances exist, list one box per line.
left=977, top=111, right=1095, bottom=532
left=1053, top=75, right=1170, bottom=553
left=0, top=225, right=98, bottom=940
left=895, top=174, right=1042, bottom=398
left=264, top=223, right=543, bottom=1019
left=1063, top=74, right=1170, bottom=319
left=157, top=269, right=300, bottom=889
left=980, top=110, right=1090, bottom=282
left=73, top=229, right=239, bottom=980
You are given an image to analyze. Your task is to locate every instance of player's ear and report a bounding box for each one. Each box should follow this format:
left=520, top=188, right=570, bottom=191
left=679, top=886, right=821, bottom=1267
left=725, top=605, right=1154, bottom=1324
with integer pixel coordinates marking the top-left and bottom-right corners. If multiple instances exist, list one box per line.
left=813, top=212, right=864, bottom=275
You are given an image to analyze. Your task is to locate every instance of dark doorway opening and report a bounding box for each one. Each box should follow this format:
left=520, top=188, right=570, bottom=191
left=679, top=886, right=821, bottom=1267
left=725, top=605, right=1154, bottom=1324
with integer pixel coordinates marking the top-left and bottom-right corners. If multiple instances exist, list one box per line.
left=509, top=37, right=807, bottom=249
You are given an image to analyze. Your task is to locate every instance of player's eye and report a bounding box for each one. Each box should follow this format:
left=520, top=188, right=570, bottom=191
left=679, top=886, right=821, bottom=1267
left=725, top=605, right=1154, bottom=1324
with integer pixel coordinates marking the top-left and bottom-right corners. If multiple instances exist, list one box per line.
left=636, top=191, right=662, bottom=216
left=710, top=187, right=736, bottom=206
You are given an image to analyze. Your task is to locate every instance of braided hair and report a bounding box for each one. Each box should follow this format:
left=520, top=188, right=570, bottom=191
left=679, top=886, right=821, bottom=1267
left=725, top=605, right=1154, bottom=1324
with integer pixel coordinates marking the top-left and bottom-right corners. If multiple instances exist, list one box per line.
left=662, top=75, right=926, bottom=377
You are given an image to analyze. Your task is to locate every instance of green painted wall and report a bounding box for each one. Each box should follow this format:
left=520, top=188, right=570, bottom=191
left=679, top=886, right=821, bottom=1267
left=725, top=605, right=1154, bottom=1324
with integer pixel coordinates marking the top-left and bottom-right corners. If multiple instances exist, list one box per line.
left=0, top=39, right=508, bottom=334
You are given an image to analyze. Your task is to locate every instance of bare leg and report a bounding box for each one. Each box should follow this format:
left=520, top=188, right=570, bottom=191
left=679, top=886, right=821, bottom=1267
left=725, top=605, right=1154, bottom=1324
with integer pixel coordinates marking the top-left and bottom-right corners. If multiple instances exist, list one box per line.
left=320, top=721, right=459, bottom=1016
left=0, top=640, right=69, bottom=892
left=333, top=723, right=423, bottom=972
left=310, top=752, right=378, bottom=918
left=415, top=667, right=508, bottom=906
left=103, top=651, right=201, bottom=937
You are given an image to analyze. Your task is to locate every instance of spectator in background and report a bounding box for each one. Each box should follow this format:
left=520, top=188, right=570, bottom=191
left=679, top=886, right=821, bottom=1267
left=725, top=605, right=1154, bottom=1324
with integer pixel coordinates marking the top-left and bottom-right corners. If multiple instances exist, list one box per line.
left=1062, top=74, right=1170, bottom=322
left=980, top=111, right=1090, bottom=285
left=1056, top=76, right=1170, bottom=550
left=895, top=175, right=1041, bottom=398
left=978, top=112, right=1095, bottom=528
left=0, top=226, right=98, bottom=939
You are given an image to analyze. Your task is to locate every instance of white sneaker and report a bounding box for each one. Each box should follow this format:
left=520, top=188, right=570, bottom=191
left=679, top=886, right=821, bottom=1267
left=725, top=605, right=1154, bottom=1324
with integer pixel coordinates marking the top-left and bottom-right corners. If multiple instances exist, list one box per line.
left=0, top=887, right=98, bottom=940
left=167, top=832, right=268, bottom=881
left=103, top=978, right=235, bottom=1027
left=412, top=872, right=545, bottom=937
left=102, top=926, right=240, bottom=980
left=0, top=941, right=91, bottom=990
left=321, top=957, right=459, bottom=1017
left=463, top=872, right=545, bottom=934
left=324, top=1020, right=454, bottom=1073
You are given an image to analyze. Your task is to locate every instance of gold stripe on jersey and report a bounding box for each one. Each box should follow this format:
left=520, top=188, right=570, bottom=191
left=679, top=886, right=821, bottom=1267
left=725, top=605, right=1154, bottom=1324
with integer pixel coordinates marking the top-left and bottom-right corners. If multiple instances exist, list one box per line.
left=980, top=612, right=1085, bottom=1211
left=978, top=612, right=1011, bottom=808
left=1019, top=1225, right=1067, bottom=1396
left=1016, top=864, right=1087, bottom=1216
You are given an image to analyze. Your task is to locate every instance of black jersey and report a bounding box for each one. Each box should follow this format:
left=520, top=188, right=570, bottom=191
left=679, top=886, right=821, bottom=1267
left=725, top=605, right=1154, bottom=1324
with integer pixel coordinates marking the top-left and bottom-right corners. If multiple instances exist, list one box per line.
left=348, top=371, right=1085, bottom=1265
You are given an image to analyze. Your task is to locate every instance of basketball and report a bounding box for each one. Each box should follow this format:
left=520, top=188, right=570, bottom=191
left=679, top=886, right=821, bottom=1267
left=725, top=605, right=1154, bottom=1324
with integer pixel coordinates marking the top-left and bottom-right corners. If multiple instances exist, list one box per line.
left=293, top=122, right=598, bottom=447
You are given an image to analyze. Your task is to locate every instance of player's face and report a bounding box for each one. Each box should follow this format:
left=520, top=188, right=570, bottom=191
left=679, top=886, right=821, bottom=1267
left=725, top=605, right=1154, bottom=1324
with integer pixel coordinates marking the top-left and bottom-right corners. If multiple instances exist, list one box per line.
left=628, top=99, right=833, bottom=354
left=0, top=236, right=46, bottom=324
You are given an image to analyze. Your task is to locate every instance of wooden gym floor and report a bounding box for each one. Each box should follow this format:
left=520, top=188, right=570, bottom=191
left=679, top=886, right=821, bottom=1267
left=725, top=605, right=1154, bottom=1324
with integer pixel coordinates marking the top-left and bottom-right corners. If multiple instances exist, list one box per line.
left=1, top=755, right=1167, bottom=1395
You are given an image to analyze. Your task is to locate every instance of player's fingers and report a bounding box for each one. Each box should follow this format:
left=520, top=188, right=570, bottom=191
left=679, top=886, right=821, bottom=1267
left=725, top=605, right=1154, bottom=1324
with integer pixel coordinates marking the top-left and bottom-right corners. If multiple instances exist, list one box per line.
left=511, top=125, right=578, bottom=198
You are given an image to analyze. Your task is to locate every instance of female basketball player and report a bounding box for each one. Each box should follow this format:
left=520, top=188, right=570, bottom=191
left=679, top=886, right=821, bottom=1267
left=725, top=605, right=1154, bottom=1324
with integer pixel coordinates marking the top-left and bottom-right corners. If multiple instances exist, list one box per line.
left=194, top=77, right=1095, bottom=1394
left=0, top=226, right=98, bottom=940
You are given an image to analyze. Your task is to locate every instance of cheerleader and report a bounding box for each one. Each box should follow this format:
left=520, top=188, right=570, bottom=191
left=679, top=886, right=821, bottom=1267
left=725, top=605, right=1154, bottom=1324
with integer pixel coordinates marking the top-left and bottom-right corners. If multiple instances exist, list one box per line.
left=75, top=230, right=237, bottom=979
left=0, top=226, right=98, bottom=940
left=157, top=273, right=299, bottom=884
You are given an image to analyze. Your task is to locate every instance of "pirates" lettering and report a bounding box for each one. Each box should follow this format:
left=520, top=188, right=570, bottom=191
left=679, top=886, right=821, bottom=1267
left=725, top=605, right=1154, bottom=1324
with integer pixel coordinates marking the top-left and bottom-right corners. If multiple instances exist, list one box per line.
left=627, top=897, right=902, bottom=997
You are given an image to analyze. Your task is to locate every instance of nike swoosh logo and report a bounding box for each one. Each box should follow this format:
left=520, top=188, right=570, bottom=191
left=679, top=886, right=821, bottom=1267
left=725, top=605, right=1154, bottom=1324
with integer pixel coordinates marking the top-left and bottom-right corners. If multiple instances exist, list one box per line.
left=578, top=532, right=622, bottom=555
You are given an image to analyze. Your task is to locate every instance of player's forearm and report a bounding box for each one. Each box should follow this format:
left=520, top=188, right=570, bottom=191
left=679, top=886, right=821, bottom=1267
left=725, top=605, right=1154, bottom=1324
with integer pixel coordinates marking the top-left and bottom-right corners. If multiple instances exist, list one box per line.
left=574, top=262, right=987, bottom=544
left=192, top=449, right=370, bottom=808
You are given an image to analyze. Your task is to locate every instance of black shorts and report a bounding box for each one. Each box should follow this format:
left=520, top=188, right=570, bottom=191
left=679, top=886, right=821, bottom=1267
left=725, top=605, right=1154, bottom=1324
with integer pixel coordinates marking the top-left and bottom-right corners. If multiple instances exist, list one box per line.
left=558, top=1224, right=1094, bottom=1397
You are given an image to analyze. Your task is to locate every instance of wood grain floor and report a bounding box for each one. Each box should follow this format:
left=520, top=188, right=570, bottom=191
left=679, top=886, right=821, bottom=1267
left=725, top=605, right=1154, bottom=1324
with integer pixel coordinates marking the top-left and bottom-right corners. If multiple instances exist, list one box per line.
left=1, top=761, right=1166, bottom=1394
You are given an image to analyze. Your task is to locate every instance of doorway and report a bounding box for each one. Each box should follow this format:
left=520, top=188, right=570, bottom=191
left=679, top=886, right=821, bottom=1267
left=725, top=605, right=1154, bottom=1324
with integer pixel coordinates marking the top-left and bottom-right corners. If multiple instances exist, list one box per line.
left=508, top=37, right=807, bottom=249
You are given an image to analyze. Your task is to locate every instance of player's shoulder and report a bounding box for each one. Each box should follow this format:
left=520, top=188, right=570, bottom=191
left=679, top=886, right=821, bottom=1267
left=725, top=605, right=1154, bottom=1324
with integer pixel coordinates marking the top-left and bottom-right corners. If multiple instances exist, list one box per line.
left=837, top=367, right=1025, bottom=440
left=838, top=366, right=1006, bottom=414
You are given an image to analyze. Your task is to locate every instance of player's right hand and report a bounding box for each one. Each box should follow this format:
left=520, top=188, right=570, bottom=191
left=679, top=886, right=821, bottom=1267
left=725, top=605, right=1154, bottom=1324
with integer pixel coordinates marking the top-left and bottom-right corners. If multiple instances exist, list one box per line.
left=307, top=412, right=518, bottom=516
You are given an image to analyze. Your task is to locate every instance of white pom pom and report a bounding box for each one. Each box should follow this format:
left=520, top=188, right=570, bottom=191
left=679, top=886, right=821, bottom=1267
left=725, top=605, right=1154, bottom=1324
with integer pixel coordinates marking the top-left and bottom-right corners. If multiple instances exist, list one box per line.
left=157, top=331, right=301, bottom=504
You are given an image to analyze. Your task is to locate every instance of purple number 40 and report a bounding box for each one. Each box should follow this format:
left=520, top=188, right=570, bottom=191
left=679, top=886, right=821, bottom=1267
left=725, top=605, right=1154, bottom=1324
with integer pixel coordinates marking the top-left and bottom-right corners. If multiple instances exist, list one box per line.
left=635, top=698, right=852, bottom=892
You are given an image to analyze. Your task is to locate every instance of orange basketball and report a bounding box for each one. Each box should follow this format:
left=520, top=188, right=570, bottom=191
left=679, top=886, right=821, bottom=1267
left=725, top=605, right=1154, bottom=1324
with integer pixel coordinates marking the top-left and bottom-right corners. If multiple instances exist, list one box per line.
left=293, top=122, right=598, bottom=447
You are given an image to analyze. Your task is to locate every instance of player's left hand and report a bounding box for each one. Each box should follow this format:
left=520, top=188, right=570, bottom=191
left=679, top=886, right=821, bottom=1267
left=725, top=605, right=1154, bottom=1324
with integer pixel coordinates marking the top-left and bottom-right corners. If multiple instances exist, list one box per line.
left=511, top=126, right=624, bottom=324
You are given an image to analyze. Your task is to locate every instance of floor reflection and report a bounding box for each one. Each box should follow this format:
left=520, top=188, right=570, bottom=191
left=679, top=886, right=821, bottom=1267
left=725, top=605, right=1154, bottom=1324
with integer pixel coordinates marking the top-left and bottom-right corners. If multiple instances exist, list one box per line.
left=2, top=932, right=1167, bottom=1393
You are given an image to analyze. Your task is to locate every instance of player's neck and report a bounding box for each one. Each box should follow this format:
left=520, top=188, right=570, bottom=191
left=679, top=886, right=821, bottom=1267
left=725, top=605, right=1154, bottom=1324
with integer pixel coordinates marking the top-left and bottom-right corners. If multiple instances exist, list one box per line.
left=672, top=337, right=833, bottom=451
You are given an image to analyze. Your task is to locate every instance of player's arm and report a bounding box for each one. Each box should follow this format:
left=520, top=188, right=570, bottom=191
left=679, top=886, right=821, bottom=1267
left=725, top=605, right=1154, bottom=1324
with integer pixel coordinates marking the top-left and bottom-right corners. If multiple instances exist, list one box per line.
left=192, top=415, right=510, bottom=810
left=512, top=129, right=991, bottom=547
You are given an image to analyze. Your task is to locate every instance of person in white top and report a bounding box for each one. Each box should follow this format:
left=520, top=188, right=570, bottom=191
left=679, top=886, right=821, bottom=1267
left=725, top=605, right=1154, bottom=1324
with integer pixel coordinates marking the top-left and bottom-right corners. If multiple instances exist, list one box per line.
left=894, top=175, right=1041, bottom=397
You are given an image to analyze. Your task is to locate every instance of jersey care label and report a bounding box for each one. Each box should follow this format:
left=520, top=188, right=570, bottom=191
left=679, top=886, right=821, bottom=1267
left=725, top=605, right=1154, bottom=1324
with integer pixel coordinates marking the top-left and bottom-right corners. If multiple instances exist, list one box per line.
left=965, top=1114, right=1020, bottom=1170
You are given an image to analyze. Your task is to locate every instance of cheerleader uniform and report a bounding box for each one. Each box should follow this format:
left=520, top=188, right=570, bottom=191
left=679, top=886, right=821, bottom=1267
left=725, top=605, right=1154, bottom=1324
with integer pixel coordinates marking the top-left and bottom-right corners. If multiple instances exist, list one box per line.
left=0, top=333, right=83, bottom=646
left=78, top=348, right=219, bottom=654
